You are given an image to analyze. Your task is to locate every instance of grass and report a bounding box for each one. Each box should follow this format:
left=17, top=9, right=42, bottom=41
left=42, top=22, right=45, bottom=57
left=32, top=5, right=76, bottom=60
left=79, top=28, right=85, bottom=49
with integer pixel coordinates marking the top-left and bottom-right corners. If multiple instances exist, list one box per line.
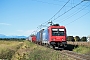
left=0, top=40, right=23, bottom=60
left=12, top=41, right=75, bottom=60
left=0, top=40, right=76, bottom=60
left=73, top=46, right=90, bottom=55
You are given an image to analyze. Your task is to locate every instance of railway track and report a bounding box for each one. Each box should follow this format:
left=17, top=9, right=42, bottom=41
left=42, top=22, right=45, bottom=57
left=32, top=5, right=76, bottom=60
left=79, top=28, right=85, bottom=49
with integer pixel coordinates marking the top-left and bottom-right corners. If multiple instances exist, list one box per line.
left=60, top=50, right=90, bottom=60
left=29, top=41, right=90, bottom=60
left=41, top=45, right=90, bottom=60
left=45, top=45, right=90, bottom=60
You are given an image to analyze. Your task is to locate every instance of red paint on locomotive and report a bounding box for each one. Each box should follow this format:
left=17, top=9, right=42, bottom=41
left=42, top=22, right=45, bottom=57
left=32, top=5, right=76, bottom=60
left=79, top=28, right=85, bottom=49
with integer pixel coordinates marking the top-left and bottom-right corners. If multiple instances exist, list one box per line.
left=48, top=26, right=66, bottom=43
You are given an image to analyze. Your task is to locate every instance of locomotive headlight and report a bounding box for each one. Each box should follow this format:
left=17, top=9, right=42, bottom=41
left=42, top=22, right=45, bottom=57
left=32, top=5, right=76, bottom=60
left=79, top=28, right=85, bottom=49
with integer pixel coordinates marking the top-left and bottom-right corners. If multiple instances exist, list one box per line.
left=62, top=38, right=64, bottom=41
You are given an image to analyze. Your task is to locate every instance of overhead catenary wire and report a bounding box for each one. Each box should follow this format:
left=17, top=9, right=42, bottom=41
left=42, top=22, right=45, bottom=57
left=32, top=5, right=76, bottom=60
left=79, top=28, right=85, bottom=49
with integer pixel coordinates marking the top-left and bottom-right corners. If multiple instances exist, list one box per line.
left=43, top=0, right=84, bottom=25
left=30, top=0, right=85, bottom=35
left=65, top=10, right=90, bottom=26
left=31, top=0, right=71, bottom=34
left=33, top=2, right=90, bottom=35
left=52, top=0, right=84, bottom=22
left=41, top=0, right=70, bottom=25
left=54, top=0, right=74, bottom=6
left=41, top=0, right=84, bottom=27
left=58, top=2, right=90, bottom=23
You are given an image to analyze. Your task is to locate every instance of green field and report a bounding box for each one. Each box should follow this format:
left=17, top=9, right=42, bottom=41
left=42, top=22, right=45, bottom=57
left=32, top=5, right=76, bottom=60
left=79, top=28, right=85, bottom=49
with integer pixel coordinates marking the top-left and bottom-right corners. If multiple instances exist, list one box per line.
left=67, top=42, right=90, bottom=55
left=73, top=46, right=90, bottom=55
left=0, top=40, right=23, bottom=60
left=0, top=40, right=75, bottom=60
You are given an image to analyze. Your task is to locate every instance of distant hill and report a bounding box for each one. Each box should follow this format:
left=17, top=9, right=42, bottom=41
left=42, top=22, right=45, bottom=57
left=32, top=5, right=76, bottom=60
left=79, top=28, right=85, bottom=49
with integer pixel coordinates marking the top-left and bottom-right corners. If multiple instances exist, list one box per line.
left=0, top=34, right=27, bottom=38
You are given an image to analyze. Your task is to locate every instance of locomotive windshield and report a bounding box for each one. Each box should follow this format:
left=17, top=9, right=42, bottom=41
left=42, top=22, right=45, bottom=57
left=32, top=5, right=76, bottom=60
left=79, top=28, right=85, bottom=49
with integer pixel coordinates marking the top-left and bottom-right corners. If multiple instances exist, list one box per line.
left=52, top=29, right=65, bottom=36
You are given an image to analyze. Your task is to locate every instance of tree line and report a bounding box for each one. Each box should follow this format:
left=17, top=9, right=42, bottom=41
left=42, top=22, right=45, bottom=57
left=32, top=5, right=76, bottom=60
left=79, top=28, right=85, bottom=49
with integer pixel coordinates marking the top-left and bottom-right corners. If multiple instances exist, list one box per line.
left=67, top=36, right=87, bottom=42
left=0, top=36, right=87, bottom=42
left=0, top=38, right=26, bottom=41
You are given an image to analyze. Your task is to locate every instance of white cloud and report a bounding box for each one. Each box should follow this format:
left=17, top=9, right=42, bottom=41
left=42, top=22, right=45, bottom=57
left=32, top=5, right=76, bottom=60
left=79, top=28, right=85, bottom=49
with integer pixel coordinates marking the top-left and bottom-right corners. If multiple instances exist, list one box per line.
left=0, top=23, right=11, bottom=26
left=17, top=29, right=36, bottom=36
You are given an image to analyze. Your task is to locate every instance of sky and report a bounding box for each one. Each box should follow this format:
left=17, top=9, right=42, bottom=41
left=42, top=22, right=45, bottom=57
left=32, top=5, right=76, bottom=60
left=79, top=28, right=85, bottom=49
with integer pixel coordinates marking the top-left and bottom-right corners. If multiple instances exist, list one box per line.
left=0, top=0, right=90, bottom=37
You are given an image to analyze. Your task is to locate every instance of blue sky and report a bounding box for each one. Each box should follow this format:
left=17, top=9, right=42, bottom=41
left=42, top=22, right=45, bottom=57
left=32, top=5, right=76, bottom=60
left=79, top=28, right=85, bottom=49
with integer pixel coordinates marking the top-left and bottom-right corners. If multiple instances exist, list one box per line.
left=0, top=0, right=90, bottom=37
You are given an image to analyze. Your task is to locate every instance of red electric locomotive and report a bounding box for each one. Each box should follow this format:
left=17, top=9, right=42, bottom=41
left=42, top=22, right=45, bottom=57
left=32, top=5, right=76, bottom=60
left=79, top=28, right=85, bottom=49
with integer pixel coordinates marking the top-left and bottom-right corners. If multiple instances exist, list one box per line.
left=42, top=24, right=67, bottom=49
left=36, top=23, right=67, bottom=49
left=49, top=24, right=67, bottom=48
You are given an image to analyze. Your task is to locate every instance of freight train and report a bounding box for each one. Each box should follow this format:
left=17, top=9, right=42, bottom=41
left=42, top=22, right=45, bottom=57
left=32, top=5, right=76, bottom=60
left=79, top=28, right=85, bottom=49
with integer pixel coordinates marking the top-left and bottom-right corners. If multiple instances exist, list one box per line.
left=29, top=24, right=67, bottom=49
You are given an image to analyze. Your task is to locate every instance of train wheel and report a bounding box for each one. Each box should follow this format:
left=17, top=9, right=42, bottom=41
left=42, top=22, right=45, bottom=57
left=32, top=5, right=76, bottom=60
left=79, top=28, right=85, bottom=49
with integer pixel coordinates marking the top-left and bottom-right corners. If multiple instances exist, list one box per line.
left=41, top=43, right=44, bottom=46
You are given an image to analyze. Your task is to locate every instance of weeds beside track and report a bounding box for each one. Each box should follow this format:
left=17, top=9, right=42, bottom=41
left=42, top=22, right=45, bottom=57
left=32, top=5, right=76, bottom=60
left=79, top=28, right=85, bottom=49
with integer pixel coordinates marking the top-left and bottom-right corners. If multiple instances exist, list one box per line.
left=60, top=50, right=90, bottom=60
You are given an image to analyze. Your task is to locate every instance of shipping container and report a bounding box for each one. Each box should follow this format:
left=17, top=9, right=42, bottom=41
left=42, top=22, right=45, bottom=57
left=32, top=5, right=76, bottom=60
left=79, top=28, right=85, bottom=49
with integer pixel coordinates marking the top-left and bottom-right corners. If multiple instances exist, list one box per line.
left=42, top=28, right=49, bottom=44
left=36, top=29, right=44, bottom=43
left=32, top=36, right=36, bottom=42
left=36, top=32, right=40, bottom=41
left=29, top=36, right=31, bottom=40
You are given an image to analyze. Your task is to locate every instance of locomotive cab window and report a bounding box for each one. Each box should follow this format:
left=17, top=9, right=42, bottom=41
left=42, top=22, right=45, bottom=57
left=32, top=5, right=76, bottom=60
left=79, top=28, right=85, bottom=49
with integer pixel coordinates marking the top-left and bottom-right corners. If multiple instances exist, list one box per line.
left=52, top=29, right=65, bottom=36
